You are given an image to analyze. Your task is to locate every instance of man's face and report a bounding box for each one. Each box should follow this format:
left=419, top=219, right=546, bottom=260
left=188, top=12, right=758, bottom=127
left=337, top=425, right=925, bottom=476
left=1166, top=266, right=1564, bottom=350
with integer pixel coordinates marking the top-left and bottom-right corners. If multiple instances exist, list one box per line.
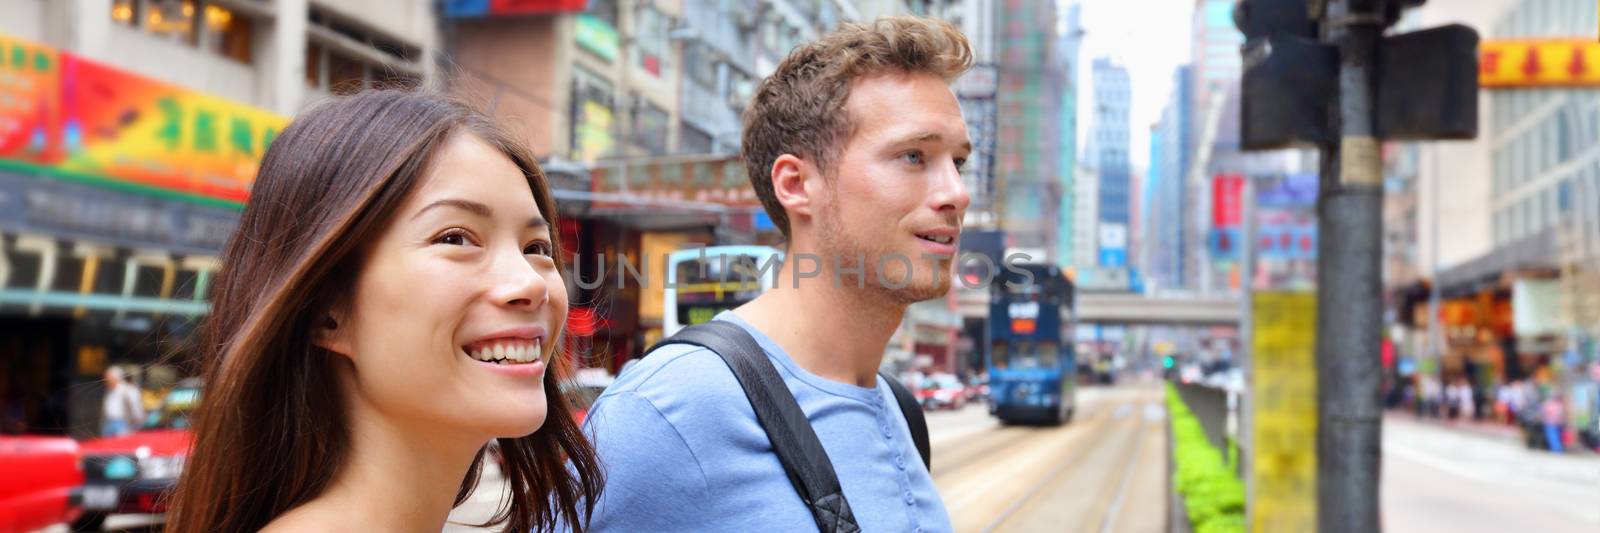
left=813, top=71, right=971, bottom=304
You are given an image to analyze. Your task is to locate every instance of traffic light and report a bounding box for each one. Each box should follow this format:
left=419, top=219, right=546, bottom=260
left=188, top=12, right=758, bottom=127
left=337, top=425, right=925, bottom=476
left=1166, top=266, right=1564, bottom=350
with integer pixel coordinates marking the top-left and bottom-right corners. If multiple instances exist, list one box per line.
left=1235, top=0, right=1336, bottom=149
left=1233, top=0, right=1316, bottom=40
left=1162, top=355, right=1175, bottom=370
left=1235, top=0, right=1479, bottom=149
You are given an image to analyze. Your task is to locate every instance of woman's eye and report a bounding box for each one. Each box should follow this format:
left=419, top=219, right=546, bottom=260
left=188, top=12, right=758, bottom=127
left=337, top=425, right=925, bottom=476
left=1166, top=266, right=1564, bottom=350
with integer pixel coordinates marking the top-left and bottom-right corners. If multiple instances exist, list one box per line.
left=433, top=230, right=473, bottom=246
left=900, top=151, right=925, bottom=166
left=524, top=241, right=553, bottom=257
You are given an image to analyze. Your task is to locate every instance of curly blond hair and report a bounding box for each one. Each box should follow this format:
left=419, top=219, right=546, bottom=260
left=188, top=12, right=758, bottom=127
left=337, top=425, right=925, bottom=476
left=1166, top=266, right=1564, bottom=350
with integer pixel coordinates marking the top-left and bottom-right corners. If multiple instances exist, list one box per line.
left=741, top=16, right=973, bottom=238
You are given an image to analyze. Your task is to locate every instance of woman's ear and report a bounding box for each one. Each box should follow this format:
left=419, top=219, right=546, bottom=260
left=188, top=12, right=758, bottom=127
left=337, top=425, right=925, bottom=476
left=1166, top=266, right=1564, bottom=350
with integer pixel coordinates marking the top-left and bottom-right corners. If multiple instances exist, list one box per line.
left=312, top=305, right=354, bottom=358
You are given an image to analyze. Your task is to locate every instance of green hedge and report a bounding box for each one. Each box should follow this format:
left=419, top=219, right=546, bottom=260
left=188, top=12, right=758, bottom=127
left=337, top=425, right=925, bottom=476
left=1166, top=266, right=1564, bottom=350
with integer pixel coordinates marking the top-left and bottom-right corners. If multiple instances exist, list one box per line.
left=1168, top=384, right=1245, bottom=533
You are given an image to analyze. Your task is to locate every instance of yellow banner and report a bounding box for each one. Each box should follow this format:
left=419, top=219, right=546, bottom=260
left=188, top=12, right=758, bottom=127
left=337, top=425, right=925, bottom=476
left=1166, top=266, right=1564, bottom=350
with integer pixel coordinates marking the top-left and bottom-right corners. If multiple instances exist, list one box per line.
left=1480, top=39, right=1600, bottom=87
left=1250, top=291, right=1318, bottom=533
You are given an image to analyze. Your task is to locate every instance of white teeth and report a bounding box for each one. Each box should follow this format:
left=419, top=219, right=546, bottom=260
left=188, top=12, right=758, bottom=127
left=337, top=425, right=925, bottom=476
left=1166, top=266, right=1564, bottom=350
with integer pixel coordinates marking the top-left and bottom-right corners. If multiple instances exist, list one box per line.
left=466, top=339, right=544, bottom=364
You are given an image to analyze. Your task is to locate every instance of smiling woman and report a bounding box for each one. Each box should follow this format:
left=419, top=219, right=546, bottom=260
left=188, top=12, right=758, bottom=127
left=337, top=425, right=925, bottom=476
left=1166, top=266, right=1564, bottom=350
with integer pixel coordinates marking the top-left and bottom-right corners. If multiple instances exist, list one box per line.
left=164, top=90, right=602, bottom=533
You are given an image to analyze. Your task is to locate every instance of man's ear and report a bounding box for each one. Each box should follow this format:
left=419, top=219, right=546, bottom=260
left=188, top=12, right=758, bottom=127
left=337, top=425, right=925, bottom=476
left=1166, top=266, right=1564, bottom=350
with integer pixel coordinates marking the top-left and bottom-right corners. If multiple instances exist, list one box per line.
left=771, top=154, right=818, bottom=223
left=311, top=305, right=354, bottom=359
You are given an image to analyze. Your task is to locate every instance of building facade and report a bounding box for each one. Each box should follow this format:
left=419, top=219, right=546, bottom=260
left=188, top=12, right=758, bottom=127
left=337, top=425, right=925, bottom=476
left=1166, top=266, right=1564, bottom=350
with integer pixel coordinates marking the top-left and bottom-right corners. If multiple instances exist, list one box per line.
left=0, top=0, right=439, bottom=437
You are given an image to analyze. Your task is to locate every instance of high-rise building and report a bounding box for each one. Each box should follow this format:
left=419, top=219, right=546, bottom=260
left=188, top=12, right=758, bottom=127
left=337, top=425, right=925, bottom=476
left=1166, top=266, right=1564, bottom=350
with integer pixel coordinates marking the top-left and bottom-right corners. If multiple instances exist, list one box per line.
left=1149, top=65, right=1192, bottom=291
left=1087, top=57, right=1131, bottom=267
left=1055, top=2, right=1083, bottom=269
left=992, top=0, right=1064, bottom=261
left=1191, top=0, right=1243, bottom=149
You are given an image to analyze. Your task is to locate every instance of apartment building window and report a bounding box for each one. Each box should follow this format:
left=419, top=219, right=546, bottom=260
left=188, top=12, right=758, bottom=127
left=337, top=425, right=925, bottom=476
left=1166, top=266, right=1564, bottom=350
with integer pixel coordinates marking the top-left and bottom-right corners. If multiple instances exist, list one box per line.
left=588, top=0, right=620, bottom=28
left=304, top=7, right=423, bottom=94
left=634, top=5, right=672, bottom=78
left=1559, top=178, right=1573, bottom=215
left=111, top=0, right=255, bottom=64
left=632, top=100, right=670, bottom=155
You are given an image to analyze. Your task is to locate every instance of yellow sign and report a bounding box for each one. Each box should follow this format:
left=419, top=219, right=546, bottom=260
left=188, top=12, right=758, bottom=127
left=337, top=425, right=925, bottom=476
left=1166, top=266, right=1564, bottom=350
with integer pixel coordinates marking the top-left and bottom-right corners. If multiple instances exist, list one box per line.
left=1250, top=291, right=1317, bottom=533
left=1480, top=39, right=1600, bottom=87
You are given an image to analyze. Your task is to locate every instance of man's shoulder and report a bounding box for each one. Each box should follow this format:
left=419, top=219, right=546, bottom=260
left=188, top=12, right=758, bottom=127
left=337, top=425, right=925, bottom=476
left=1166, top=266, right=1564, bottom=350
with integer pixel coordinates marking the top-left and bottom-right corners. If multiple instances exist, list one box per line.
left=589, top=341, right=754, bottom=425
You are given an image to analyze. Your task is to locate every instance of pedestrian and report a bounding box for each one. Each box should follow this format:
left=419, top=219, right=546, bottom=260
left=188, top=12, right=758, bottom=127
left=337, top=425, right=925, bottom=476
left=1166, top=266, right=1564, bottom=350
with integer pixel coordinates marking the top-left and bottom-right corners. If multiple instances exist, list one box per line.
left=1542, top=392, right=1566, bottom=453
left=576, top=16, right=971, bottom=532
left=165, top=91, right=602, bottom=533
left=99, top=367, right=144, bottom=437
left=1455, top=378, right=1475, bottom=421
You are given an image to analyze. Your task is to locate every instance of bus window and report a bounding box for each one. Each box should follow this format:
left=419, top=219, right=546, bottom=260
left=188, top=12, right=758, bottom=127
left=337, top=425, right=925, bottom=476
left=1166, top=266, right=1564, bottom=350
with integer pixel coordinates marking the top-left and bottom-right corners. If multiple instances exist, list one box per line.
left=673, top=254, right=767, bottom=327
left=1038, top=341, right=1058, bottom=368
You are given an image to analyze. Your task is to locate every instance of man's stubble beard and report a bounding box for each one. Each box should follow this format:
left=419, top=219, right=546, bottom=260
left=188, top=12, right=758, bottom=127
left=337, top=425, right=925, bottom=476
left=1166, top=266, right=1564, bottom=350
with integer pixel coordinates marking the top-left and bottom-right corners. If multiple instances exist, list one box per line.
left=815, top=198, right=952, bottom=305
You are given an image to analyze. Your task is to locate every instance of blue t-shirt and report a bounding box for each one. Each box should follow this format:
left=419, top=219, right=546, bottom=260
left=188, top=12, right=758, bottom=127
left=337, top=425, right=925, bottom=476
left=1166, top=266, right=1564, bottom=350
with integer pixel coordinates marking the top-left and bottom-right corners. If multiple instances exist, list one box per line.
left=576, top=313, right=952, bottom=532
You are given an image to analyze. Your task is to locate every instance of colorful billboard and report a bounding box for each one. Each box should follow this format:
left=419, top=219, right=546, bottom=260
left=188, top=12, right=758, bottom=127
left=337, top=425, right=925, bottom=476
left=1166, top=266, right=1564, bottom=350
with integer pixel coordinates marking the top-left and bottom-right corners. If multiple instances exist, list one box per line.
left=1480, top=39, right=1600, bottom=88
left=0, top=33, right=287, bottom=208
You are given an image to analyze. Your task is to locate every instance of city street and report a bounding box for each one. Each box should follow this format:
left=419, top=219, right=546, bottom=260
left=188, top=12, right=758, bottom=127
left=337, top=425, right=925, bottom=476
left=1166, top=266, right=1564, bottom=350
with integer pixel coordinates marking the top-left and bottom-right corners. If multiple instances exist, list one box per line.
left=1382, top=415, right=1600, bottom=532
left=446, top=383, right=1172, bottom=533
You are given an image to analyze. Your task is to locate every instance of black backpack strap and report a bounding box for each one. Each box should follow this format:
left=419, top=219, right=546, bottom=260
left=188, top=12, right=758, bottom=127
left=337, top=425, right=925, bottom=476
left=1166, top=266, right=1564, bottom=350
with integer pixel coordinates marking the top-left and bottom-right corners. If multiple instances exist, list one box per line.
left=651, top=321, right=860, bottom=533
left=879, top=371, right=931, bottom=472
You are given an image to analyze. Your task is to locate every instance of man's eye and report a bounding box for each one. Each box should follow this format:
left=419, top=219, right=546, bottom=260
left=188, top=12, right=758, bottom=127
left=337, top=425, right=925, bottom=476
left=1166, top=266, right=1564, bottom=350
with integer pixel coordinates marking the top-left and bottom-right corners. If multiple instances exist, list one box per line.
left=954, top=157, right=968, bottom=171
left=901, top=151, right=925, bottom=165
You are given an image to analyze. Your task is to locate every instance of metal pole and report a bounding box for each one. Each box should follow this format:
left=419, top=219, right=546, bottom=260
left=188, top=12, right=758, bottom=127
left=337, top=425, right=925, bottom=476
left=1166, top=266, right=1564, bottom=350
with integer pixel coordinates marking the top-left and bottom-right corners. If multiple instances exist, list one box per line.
left=1318, top=1, right=1384, bottom=530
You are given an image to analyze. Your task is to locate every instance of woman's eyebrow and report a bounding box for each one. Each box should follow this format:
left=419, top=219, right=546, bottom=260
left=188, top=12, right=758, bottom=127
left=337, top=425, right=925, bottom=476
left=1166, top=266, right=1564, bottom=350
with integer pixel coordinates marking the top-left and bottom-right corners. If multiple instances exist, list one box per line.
left=411, top=198, right=493, bottom=220
left=413, top=198, right=549, bottom=229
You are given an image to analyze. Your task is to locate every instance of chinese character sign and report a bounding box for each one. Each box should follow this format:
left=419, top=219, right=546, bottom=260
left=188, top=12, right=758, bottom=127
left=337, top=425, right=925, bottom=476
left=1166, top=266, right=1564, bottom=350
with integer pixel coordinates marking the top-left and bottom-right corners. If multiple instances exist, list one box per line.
left=0, top=33, right=287, bottom=206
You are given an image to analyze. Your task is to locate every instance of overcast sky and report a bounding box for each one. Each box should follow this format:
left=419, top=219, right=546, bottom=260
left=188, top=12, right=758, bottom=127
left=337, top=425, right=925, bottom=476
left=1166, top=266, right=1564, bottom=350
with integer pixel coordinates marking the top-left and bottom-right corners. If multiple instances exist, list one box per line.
left=1070, top=0, right=1197, bottom=177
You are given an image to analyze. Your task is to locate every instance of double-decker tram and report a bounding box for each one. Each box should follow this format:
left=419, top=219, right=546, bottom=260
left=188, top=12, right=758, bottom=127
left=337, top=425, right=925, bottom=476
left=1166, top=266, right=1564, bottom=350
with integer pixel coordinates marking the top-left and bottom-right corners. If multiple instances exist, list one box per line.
left=985, top=262, right=1077, bottom=425
left=662, top=245, right=783, bottom=336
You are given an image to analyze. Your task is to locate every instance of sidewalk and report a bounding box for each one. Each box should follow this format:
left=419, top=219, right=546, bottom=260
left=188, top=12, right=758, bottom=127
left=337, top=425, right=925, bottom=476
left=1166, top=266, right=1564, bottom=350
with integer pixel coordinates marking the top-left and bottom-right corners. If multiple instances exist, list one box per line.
left=1383, top=414, right=1600, bottom=532
left=1386, top=409, right=1596, bottom=455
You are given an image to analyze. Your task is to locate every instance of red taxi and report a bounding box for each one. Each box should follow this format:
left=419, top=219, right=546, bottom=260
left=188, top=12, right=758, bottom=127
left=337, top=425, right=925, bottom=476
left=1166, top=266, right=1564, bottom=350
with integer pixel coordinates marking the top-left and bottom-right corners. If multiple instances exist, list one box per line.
left=72, top=379, right=198, bottom=531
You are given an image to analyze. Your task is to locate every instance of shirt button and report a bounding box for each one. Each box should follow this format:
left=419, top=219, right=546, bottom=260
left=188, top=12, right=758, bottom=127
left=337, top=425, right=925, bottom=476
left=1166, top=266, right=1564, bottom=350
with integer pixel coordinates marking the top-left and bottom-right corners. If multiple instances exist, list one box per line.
left=895, top=456, right=906, bottom=469
left=904, top=492, right=915, bottom=505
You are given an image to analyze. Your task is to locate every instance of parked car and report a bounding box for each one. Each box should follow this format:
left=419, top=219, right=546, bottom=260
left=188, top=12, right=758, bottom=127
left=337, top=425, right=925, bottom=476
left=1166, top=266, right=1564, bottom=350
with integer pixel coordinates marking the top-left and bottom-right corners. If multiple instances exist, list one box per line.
left=916, top=374, right=968, bottom=411
left=0, top=435, right=84, bottom=533
left=73, top=379, right=199, bottom=531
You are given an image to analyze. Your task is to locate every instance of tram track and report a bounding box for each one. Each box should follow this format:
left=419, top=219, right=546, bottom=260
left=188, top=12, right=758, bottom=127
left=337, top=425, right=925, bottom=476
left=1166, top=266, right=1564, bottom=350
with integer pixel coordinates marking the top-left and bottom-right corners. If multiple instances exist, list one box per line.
left=934, top=386, right=1165, bottom=533
left=978, top=405, right=1148, bottom=532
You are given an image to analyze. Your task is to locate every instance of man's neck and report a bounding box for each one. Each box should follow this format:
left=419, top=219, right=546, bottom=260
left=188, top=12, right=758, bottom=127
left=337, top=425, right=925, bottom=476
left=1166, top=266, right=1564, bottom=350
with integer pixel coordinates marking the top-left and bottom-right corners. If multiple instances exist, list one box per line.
left=734, top=264, right=906, bottom=389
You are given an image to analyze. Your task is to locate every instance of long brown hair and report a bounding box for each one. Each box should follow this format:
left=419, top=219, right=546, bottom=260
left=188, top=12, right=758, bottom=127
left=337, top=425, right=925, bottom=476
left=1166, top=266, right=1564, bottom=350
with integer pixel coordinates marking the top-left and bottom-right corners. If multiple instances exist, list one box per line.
left=166, top=90, right=602, bottom=533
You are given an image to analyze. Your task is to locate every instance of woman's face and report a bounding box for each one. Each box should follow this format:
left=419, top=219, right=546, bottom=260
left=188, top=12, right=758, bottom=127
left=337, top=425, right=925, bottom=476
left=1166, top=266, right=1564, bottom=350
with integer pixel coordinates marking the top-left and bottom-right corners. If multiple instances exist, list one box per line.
left=322, top=131, right=567, bottom=441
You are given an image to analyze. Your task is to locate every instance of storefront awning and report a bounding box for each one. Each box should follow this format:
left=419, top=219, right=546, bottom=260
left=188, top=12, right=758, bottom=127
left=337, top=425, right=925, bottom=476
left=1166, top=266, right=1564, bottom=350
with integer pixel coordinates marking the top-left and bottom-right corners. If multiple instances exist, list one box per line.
left=1436, top=230, right=1559, bottom=299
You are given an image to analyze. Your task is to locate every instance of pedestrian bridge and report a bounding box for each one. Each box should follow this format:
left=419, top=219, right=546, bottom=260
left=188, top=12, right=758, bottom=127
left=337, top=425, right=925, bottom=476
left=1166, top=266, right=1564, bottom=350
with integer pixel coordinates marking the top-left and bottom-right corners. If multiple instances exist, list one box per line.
left=956, top=291, right=1243, bottom=326
left=1074, top=293, right=1242, bottom=326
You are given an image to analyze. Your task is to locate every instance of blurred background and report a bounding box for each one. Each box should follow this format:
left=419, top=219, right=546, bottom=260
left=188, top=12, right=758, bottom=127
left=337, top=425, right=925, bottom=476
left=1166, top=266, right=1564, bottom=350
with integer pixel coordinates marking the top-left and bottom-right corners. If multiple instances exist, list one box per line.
left=0, top=0, right=1597, bottom=532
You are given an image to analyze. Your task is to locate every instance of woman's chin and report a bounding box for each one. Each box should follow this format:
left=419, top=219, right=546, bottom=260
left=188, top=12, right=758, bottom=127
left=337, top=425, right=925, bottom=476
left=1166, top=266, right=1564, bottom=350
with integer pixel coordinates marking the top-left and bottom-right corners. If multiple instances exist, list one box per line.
left=479, top=407, right=548, bottom=439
